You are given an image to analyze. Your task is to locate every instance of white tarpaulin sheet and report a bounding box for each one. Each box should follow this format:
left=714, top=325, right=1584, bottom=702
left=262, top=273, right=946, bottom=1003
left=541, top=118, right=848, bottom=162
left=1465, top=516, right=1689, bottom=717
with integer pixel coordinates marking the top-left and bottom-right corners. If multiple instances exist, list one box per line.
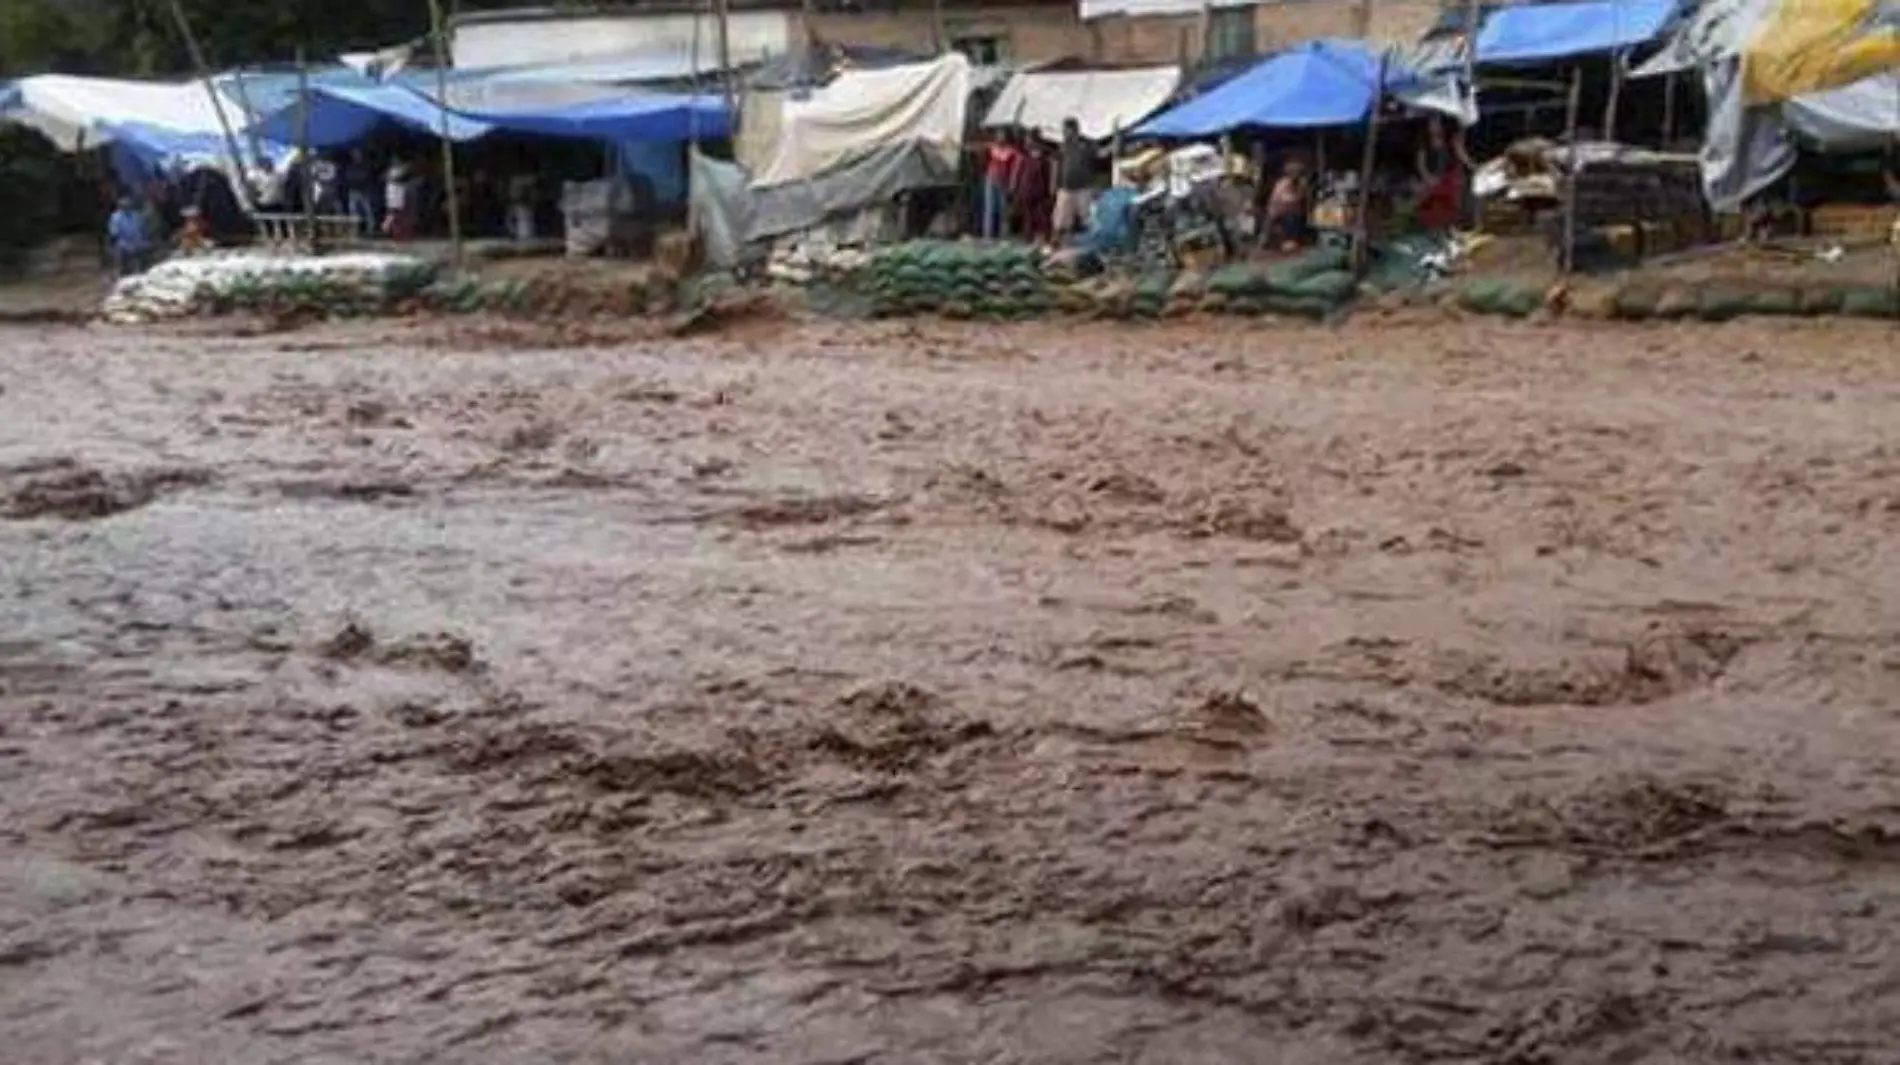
left=982, top=65, right=1180, bottom=141
left=1785, top=69, right=1900, bottom=147
left=2, top=74, right=238, bottom=151
left=750, top=53, right=971, bottom=189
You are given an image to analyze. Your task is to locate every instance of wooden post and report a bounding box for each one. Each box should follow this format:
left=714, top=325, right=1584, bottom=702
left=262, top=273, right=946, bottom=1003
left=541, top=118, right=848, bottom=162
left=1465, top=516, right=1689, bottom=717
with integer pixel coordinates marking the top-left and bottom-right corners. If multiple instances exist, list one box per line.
left=1661, top=70, right=1677, bottom=146
left=715, top=0, right=738, bottom=117
left=163, top=0, right=250, bottom=199
left=425, top=0, right=463, bottom=267
left=1461, top=0, right=1479, bottom=80
left=1352, top=49, right=1387, bottom=276
left=1353, top=0, right=1373, bottom=39
left=1560, top=65, right=1583, bottom=275
left=297, top=49, right=318, bottom=254
left=1603, top=48, right=1626, bottom=144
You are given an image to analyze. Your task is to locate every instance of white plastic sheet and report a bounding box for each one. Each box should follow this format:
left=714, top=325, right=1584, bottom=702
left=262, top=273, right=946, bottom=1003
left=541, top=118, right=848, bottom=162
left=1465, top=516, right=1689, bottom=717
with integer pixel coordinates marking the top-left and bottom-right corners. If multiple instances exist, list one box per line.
left=750, top=54, right=971, bottom=189
left=982, top=66, right=1180, bottom=141
left=3, top=75, right=238, bottom=151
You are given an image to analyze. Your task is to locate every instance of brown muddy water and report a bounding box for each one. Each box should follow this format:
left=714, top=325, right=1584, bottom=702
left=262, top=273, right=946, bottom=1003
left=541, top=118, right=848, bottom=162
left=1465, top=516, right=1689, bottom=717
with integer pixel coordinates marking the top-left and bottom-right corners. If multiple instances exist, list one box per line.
left=2, top=314, right=1899, bottom=1064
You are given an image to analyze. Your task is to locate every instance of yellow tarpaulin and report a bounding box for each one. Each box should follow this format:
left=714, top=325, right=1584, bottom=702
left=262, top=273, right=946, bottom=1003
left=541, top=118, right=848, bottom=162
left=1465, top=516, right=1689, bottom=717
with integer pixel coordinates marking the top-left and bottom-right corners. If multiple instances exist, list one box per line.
left=1744, top=0, right=1900, bottom=103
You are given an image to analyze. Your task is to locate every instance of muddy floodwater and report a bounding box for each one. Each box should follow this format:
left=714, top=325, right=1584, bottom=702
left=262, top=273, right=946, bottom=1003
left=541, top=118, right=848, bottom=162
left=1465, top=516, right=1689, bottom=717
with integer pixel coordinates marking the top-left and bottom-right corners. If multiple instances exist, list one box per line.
left=2, top=314, right=1899, bottom=1064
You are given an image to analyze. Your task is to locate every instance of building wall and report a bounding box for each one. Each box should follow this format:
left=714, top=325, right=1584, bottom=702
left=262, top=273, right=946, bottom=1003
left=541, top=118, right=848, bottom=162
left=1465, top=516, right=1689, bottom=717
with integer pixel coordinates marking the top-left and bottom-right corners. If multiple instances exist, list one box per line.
left=451, top=1, right=1445, bottom=74
left=811, top=0, right=1441, bottom=67
left=451, top=10, right=797, bottom=70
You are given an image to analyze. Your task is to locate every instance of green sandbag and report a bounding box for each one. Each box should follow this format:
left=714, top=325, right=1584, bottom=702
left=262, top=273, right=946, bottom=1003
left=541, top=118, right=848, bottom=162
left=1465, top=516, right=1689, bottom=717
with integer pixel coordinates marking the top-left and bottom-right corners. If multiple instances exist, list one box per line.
left=1798, top=284, right=1845, bottom=316
left=1291, top=270, right=1358, bottom=306
left=1461, top=278, right=1542, bottom=318
left=1208, top=263, right=1263, bottom=297
left=1266, top=295, right=1333, bottom=320
left=1840, top=285, right=1900, bottom=319
left=1697, top=283, right=1752, bottom=322
left=1267, top=246, right=1350, bottom=291
left=1613, top=282, right=1662, bottom=321
left=1654, top=286, right=1699, bottom=320
left=1748, top=286, right=1801, bottom=317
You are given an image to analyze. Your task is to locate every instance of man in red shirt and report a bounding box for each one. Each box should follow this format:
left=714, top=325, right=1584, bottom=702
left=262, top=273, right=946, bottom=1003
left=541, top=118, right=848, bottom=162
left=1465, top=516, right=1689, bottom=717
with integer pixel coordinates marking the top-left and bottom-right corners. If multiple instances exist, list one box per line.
left=981, top=132, right=1021, bottom=240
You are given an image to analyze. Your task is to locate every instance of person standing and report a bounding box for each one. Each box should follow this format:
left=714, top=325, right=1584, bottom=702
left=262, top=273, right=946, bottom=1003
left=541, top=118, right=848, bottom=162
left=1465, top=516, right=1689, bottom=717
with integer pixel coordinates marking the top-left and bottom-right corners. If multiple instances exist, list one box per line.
left=1012, top=135, right=1054, bottom=244
left=382, top=159, right=414, bottom=240
left=507, top=171, right=537, bottom=242
left=1053, top=118, right=1097, bottom=242
left=344, top=150, right=377, bottom=235
left=107, top=196, right=151, bottom=277
left=981, top=132, right=1021, bottom=240
left=1415, top=115, right=1472, bottom=231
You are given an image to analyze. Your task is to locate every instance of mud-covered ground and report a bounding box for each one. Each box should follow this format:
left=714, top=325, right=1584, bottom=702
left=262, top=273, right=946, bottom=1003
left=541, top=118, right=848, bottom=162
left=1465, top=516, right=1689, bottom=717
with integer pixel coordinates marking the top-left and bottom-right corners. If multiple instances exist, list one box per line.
left=3, top=313, right=1899, bottom=1064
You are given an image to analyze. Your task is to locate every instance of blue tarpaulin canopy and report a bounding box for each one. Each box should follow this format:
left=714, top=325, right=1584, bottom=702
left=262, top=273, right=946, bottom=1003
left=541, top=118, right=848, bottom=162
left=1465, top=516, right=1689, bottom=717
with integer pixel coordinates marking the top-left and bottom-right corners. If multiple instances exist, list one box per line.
left=1134, top=40, right=1425, bottom=136
left=475, top=93, right=729, bottom=142
left=250, top=83, right=493, bottom=147
left=249, top=83, right=729, bottom=149
left=1474, top=0, right=1681, bottom=64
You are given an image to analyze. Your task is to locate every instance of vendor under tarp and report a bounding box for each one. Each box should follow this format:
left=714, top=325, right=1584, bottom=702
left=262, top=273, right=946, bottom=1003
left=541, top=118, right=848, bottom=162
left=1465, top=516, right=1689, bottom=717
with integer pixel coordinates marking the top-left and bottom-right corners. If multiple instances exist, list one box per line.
left=982, top=65, right=1180, bottom=141
left=1132, top=40, right=1472, bottom=137
left=1473, top=0, right=1684, bottom=65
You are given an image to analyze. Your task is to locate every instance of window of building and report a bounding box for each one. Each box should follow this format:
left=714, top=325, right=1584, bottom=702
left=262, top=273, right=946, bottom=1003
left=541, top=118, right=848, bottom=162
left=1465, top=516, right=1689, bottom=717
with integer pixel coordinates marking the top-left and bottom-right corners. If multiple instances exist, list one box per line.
left=1204, top=7, right=1256, bottom=62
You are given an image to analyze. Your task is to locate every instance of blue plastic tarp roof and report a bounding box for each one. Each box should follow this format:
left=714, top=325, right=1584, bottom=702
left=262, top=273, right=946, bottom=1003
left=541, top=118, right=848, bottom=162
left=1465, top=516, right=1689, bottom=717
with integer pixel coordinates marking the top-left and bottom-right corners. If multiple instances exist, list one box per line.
left=1134, top=40, right=1422, bottom=136
left=251, top=83, right=493, bottom=147
left=475, top=93, right=730, bottom=142
left=250, top=83, right=729, bottom=149
left=1474, top=0, right=1682, bottom=64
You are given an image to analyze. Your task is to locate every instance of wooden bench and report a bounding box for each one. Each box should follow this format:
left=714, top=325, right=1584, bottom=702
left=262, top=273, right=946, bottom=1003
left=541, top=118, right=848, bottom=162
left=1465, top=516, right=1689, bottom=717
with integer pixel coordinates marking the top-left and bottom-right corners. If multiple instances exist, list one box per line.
left=252, top=213, right=365, bottom=251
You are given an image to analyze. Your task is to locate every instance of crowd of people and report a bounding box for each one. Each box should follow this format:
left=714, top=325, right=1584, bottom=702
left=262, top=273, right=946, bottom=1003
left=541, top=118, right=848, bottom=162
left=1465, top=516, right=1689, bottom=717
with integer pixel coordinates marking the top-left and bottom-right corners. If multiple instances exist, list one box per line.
left=102, top=144, right=573, bottom=277
left=967, top=113, right=1476, bottom=260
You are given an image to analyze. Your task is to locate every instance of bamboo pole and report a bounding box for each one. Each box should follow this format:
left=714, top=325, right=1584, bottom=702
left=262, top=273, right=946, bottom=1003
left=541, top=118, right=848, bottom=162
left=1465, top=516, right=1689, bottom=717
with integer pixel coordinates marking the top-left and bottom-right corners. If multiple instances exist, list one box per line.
left=162, top=0, right=250, bottom=201
left=425, top=0, right=463, bottom=267
left=1560, top=66, right=1583, bottom=275
left=1352, top=50, right=1387, bottom=276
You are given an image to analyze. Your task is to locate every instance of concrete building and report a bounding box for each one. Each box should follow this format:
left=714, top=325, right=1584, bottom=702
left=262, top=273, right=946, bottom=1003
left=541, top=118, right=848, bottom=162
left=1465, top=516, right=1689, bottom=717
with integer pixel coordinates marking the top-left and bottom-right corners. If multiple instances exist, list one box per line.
left=447, top=1, right=1444, bottom=73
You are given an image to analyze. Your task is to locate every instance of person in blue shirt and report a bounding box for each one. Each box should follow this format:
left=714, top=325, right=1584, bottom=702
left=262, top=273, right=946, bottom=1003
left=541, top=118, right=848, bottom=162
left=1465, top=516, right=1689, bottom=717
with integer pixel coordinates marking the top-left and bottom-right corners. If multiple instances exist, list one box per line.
left=107, top=196, right=151, bottom=277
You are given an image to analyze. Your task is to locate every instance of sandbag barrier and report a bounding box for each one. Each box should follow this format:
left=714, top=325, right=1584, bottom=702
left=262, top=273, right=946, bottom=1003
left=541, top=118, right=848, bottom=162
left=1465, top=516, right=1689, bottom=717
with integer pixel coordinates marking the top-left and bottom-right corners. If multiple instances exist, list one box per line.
left=100, top=254, right=701, bottom=325
left=103, top=253, right=440, bottom=325
left=850, top=241, right=1362, bottom=322
left=1463, top=277, right=1900, bottom=323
